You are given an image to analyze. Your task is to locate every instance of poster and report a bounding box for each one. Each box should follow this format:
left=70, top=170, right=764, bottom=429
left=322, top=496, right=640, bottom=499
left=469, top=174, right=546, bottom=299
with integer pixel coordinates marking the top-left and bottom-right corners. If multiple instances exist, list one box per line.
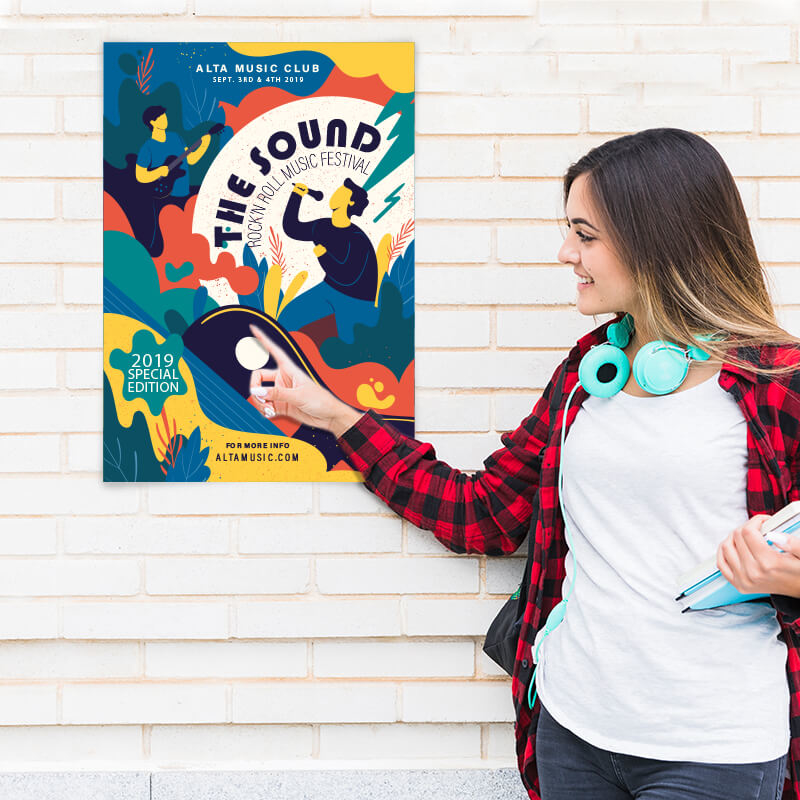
left=103, top=43, right=415, bottom=482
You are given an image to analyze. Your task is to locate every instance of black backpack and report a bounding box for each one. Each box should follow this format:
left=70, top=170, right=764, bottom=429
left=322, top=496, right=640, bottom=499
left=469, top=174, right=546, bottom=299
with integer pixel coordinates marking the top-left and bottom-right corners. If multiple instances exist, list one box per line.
left=481, top=493, right=540, bottom=676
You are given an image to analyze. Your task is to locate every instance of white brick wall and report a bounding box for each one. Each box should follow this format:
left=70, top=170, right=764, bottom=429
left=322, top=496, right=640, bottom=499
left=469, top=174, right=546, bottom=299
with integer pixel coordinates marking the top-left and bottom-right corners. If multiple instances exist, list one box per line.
left=1, top=0, right=799, bottom=774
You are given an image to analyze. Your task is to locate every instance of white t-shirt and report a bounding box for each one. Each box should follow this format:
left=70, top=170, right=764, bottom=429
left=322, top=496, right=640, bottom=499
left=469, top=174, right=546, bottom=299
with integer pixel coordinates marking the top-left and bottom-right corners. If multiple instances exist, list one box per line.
left=535, top=371, right=790, bottom=762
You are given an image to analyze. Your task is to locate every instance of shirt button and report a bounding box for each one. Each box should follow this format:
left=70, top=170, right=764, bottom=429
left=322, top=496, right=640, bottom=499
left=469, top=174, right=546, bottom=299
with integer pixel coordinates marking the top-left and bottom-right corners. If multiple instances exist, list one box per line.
left=522, top=659, right=529, bottom=668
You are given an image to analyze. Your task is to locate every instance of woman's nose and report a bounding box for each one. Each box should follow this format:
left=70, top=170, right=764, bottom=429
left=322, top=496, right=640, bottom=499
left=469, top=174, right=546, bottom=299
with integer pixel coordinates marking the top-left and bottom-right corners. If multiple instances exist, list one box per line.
left=557, top=239, right=578, bottom=265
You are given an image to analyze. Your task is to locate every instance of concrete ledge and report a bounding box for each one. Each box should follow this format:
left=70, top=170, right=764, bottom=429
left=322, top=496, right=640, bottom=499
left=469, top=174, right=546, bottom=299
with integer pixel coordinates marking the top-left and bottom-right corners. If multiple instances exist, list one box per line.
left=0, top=769, right=529, bottom=800
left=0, top=772, right=150, bottom=800
left=153, top=769, right=529, bottom=799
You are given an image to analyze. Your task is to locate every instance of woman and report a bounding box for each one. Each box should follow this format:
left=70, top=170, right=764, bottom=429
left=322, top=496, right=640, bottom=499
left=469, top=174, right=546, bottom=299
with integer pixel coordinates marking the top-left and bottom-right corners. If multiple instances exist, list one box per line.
left=247, top=128, right=800, bottom=800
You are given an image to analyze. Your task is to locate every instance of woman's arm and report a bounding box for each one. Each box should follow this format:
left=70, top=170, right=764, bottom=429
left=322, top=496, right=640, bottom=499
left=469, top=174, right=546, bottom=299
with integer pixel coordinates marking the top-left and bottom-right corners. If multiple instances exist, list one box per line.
left=334, top=365, right=562, bottom=557
left=247, top=322, right=562, bottom=557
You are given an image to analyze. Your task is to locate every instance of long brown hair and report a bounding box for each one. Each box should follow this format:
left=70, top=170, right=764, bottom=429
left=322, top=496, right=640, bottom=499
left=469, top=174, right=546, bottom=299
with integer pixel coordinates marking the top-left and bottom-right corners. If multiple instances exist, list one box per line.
left=563, top=128, right=800, bottom=379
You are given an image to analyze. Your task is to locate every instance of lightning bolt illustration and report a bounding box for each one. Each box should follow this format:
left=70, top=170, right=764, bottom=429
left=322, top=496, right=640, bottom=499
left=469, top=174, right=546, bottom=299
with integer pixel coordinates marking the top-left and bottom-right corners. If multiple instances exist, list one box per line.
left=363, top=92, right=414, bottom=193
left=372, top=182, right=405, bottom=224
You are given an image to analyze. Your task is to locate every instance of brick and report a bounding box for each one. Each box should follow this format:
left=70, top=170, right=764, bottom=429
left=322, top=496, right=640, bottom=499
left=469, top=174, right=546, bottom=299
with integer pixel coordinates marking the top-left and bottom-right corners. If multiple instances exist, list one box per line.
left=540, top=0, right=703, bottom=24
left=236, top=598, right=402, bottom=638
left=0, top=641, right=138, bottom=678
left=317, top=482, right=395, bottom=513
left=0, top=686, right=57, bottom=724
left=66, top=433, right=101, bottom=472
left=372, top=0, right=532, bottom=14
left=0, top=476, right=135, bottom=514
left=480, top=647, right=511, bottom=677
left=64, top=96, right=102, bottom=134
left=499, top=135, right=611, bottom=178
left=497, top=308, right=598, bottom=348
left=147, top=482, right=312, bottom=515
left=417, top=180, right=560, bottom=221
left=402, top=680, right=513, bottom=722
left=150, top=724, right=312, bottom=761
left=707, top=0, right=800, bottom=24
left=710, top=136, right=800, bottom=177
left=0, top=23, right=102, bottom=53
left=0, top=182, right=56, bottom=219
left=0, top=434, right=60, bottom=472
left=63, top=683, right=226, bottom=724
left=65, top=350, right=101, bottom=388
left=0, top=56, right=25, bottom=93
left=0, top=725, right=142, bottom=761
left=0, top=138, right=101, bottom=179
left=416, top=96, right=580, bottom=135
left=486, top=556, right=527, bottom=594
left=145, top=556, right=310, bottom=595
left=417, top=137, right=493, bottom=178
left=238, top=515, right=401, bottom=554
left=732, top=58, right=800, bottom=93
left=233, top=682, right=396, bottom=723
left=0, top=519, right=57, bottom=555
left=63, top=266, right=102, bottom=304
left=415, top=349, right=565, bottom=390
left=318, top=722, right=481, bottom=760
left=415, top=391, right=491, bottom=433
left=316, top=556, right=479, bottom=594
left=765, top=266, right=800, bottom=305
left=406, top=598, right=507, bottom=635
left=763, top=97, right=800, bottom=134
left=145, top=641, right=306, bottom=677
left=197, top=0, right=360, bottom=13
left=455, top=20, right=631, bottom=53
left=314, top=640, right=474, bottom=678
left=64, top=516, right=229, bottom=554
left=62, top=180, right=102, bottom=220
left=1, top=393, right=98, bottom=435
left=753, top=222, right=800, bottom=264
left=589, top=95, right=752, bottom=134
left=283, top=20, right=451, bottom=51
left=0, top=98, right=57, bottom=133
left=0, top=267, right=57, bottom=305
left=0, top=558, right=139, bottom=596
left=63, top=601, right=228, bottom=639
left=561, top=53, right=722, bottom=87
left=497, top=225, right=568, bottom=263
left=638, top=25, right=790, bottom=59
left=31, top=54, right=100, bottom=95
left=417, top=53, right=549, bottom=94
left=417, top=309, right=490, bottom=348
left=416, top=224, right=492, bottom=263
left=760, top=180, right=800, bottom=218
left=777, top=307, right=800, bottom=338
left=486, top=722, right=517, bottom=759
left=494, top=391, right=543, bottom=433
left=0, top=601, right=59, bottom=639
left=0, top=351, right=58, bottom=389
left=23, top=0, right=185, bottom=12
left=0, top=221, right=102, bottom=262
left=0, top=310, right=99, bottom=347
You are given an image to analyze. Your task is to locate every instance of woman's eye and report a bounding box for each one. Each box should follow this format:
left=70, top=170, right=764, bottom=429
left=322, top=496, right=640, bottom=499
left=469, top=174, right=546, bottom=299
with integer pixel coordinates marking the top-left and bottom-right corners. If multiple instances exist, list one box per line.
left=576, top=230, right=594, bottom=243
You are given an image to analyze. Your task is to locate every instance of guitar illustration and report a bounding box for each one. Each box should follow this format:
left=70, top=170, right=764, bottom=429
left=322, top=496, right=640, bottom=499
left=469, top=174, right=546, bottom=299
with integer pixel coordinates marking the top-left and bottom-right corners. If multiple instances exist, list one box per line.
left=151, top=122, right=225, bottom=198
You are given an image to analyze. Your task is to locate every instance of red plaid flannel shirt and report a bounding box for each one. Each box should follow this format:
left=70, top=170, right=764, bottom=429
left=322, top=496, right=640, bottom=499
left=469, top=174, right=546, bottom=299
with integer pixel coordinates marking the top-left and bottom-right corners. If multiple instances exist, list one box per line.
left=336, top=312, right=800, bottom=800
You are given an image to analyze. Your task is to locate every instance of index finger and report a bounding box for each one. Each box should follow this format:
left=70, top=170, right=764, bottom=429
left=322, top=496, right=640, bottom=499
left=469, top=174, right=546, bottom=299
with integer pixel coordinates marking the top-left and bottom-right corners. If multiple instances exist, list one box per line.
left=249, top=324, right=294, bottom=371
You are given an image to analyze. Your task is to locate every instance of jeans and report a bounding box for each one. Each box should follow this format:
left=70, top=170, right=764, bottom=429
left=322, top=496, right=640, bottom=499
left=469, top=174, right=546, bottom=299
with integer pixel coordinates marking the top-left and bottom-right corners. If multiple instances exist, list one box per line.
left=277, top=280, right=379, bottom=344
left=535, top=700, right=788, bottom=800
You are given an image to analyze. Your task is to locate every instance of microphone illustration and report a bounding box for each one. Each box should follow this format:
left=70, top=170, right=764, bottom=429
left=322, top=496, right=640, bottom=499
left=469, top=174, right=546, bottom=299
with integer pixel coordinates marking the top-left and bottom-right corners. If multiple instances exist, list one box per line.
left=293, top=183, right=323, bottom=201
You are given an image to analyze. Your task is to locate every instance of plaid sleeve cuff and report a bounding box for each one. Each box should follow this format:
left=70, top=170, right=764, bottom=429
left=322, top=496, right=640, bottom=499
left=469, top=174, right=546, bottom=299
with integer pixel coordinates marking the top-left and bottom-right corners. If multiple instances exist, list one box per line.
left=336, top=408, right=405, bottom=475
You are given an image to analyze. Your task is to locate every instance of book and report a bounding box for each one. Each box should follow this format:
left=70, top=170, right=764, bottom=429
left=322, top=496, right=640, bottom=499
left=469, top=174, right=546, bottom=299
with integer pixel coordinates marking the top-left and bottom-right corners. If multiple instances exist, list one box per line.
left=675, top=501, right=800, bottom=612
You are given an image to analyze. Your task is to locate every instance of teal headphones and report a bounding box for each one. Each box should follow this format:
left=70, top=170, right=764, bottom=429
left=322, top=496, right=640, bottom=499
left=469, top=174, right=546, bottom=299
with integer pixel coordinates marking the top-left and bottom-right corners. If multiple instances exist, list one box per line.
left=578, top=312, right=715, bottom=398
left=527, top=314, right=721, bottom=710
